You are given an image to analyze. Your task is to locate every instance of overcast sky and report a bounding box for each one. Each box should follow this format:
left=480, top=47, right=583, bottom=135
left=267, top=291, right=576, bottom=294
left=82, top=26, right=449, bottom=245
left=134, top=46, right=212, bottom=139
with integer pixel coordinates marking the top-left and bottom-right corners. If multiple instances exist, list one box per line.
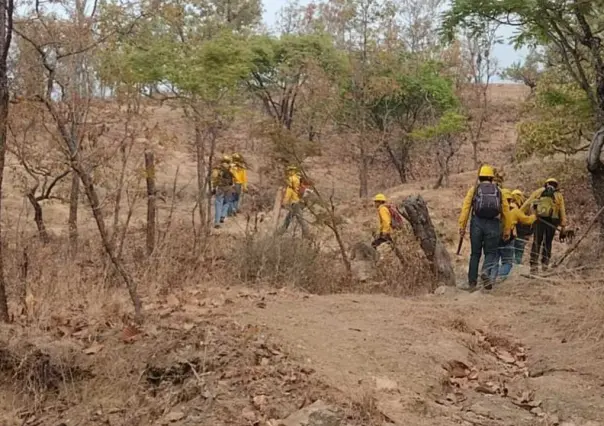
left=261, top=0, right=528, bottom=81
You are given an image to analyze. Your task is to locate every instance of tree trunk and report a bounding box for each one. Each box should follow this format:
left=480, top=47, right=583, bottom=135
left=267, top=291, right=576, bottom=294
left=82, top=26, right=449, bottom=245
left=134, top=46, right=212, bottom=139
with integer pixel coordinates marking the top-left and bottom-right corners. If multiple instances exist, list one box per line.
left=68, top=171, right=79, bottom=255
left=587, top=126, right=604, bottom=239
left=72, top=160, right=142, bottom=321
left=144, top=149, right=156, bottom=256
left=401, top=195, right=456, bottom=288
left=384, top=142, right=407, bottom=184
left=359, top=139, right=369, bottom=198
left=0, top=0, right=13, bottom=323
left=194, top=121, right=207, bottom=233
left=26, top=193, right=50, bottom=244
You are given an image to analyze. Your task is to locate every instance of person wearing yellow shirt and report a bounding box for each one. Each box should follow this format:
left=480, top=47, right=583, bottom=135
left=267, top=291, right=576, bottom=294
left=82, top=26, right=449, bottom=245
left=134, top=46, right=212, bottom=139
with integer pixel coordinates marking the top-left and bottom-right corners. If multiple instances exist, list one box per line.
left=371, top=193, right=392, bottom=248
left=211, top=155, right=235, bottom=228
left=279, top=165, right=309, bottom=238
left=496, top=189, right=536, bottom=280
left=229, top=153, right=248, bottom=215
left=458, top=165, right=512, bottom=291
left=521, top=178, right=568, bottom=274
left=511, top=189, right=531, bottom=264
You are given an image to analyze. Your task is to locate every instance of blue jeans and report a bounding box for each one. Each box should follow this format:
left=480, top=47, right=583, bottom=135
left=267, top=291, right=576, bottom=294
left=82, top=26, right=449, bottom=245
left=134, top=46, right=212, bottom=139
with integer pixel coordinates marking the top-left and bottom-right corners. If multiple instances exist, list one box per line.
left=497, top=239, right=515, bottom=280
left=230, top=183, right=242, bottom=214
left=214, top=191, right=230, bottom=225
left=514, top=238, right=527, bottom=264
left=469, top=216, right=501, bottom=286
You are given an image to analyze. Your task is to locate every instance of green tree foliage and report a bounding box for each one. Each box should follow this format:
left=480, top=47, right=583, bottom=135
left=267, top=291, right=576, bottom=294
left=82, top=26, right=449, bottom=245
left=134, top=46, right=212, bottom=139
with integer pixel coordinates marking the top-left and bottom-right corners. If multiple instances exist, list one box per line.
left=500, top=49, right=543, bottom=92
left=339, top=57, right=459, bottom=183
left=246, top=33, right=346, bottom=130
left=517, top=73, right=593, bottom=158
left=443, top=0, right=604, bottom=234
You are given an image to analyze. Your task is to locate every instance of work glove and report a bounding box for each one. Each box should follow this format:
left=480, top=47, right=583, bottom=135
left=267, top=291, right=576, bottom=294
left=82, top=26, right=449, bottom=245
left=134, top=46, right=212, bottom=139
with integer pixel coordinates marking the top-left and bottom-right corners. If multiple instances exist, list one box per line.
left=459, top=228, right=466, bottom=238
left=502, top=231, right=511, bottom=242
left=211, top=189, right=216, bottom=196
left=559, top=227, right=567, bottom=241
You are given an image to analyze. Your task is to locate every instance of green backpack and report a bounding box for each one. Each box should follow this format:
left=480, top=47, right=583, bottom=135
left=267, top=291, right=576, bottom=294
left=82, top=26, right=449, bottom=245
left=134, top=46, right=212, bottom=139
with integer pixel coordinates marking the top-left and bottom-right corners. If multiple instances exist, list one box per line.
left=536, top=187, right=556, bottom=218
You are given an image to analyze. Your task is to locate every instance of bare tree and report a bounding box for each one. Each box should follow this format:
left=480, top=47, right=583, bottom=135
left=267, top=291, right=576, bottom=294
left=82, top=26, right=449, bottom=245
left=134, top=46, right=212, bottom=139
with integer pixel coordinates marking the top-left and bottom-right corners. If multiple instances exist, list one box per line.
left=144, top=149, right=156, bottom=256
left=0, top=0, right=13, bottom=322
left=14, top=0, right=143, bottom=320
left=460, top=21, right=499, bottom=167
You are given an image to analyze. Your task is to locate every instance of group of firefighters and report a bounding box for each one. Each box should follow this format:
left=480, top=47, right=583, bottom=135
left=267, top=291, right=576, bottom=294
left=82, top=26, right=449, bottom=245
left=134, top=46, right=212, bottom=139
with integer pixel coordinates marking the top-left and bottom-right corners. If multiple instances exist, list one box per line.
left=211, top=157, right=310, bottom=234
left=213, top=154, right=568, bottom=290
left=210, top=153, right=248, bottom=228
left=372, top=164, right=568, bottom=291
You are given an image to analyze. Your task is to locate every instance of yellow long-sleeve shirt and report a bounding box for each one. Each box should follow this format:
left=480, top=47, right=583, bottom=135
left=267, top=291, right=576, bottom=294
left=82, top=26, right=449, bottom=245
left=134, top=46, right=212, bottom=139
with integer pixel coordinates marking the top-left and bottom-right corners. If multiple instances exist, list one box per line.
left=520, top=188, right=567, bottom=227
left=377, top=204, right=392, bottom=235
left=231, top=165, right=248, bottom=190
left=458, top=185, right=513, bottom=236
left=283, top=173, right=301, bottom=205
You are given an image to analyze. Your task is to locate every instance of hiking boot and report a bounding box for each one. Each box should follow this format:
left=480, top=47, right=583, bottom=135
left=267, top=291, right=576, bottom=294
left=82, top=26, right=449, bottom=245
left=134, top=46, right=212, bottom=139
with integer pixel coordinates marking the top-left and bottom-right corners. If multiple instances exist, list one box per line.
left=214, top=224, right=221, bottom=229
left=465, top=282, right=478, bottom=292
left=220, top=217, right=225, bottom=223
left=483, top=281, right=493, bottom=290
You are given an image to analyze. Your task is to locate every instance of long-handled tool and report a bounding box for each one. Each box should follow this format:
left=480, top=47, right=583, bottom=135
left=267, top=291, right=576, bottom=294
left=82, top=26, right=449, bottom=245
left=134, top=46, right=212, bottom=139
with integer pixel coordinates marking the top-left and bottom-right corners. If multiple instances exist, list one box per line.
left=456, top=235, right=464, bottom=255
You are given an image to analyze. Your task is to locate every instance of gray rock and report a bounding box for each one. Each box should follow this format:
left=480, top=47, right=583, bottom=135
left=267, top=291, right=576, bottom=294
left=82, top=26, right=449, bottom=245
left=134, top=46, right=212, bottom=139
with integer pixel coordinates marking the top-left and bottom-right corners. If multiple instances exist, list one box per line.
left=278, top=400, right=342, bottom=426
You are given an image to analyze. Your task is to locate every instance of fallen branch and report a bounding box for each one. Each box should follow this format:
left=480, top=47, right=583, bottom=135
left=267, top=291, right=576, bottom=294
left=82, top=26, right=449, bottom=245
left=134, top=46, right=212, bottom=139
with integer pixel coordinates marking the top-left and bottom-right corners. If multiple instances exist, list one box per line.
left=552, top=205, right=604, bottom=268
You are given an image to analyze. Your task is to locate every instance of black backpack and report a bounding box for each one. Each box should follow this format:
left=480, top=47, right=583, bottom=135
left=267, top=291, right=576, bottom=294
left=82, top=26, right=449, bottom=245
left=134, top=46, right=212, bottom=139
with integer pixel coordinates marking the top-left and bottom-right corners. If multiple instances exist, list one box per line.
left=217, top=168, right=233, bottom=187
left=472, top=182, right=502, bottom=219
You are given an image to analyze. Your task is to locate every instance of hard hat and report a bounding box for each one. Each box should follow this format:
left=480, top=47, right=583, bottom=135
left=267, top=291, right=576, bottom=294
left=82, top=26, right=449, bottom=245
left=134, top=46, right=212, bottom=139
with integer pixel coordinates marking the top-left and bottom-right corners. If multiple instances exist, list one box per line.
left=221, top=155, right=232, bottom=163
left=545, top=177, right=559, bottom=185
left=373, top=193, right=387, bottom=202
left=232, top=153, right=242, bottom=161
left=478, top=165, right=495, bottom=178
left=287, top=165, right=299, bottom=171
left=512, top=189, right=524, bottom=197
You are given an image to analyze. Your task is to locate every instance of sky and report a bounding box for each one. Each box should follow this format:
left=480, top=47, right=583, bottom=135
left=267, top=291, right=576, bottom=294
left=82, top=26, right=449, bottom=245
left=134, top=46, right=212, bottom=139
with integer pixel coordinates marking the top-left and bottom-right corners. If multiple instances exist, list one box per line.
left=261, top=0, right=528, bottom=82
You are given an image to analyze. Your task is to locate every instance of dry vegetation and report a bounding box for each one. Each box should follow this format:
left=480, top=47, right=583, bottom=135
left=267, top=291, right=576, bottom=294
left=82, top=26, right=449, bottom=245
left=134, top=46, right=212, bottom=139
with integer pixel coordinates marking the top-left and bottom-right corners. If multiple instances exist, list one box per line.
left=0, top=0, right=603, bottom=423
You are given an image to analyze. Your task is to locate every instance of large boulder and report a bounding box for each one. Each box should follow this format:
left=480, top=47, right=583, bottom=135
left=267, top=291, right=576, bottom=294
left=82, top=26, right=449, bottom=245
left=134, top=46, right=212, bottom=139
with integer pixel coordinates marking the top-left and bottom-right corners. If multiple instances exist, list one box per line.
left=278, top=400, right=342, bottom=426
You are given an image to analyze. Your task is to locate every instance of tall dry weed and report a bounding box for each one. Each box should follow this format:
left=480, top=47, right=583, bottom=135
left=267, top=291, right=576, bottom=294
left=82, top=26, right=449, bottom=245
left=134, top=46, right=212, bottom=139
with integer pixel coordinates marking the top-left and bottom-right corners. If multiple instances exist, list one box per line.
left=235, top=233, right=339, bottom=293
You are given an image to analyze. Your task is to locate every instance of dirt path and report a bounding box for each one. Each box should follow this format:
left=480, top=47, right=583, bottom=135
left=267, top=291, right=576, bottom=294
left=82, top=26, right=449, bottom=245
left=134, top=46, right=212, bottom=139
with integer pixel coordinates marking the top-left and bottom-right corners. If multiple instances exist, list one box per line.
left=236, top=281, right=604, bottom=425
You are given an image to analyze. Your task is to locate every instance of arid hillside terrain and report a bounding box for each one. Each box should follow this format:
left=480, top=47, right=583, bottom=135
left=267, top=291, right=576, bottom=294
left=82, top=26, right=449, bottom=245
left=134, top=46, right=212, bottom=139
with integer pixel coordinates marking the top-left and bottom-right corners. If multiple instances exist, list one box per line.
left=1, top=83, right=603, bottom=426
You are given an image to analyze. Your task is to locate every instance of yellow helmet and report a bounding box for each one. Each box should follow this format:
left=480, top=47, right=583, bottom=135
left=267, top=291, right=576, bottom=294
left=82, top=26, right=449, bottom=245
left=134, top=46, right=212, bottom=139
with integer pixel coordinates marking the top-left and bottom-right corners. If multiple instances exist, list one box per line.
left=478, top=165, right=495, bottom=178
left=232, top=153, right=242, bottom=162
left=545, top=177, right=559, bottom=185
left=287, top=165, right=299, bottom=172
left=512, top=189, right=524, bottom=197
left=501, top=189, right=514, bottom=200
left=373, top=193, right=387, bottom=202
left=221, top=155, right=232, bottom=163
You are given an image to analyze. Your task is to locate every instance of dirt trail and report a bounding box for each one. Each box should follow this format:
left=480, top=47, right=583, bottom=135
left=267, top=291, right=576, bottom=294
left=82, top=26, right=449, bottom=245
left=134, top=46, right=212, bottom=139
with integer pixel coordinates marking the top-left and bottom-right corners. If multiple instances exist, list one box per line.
left=236, top=281, right=604, bottom=425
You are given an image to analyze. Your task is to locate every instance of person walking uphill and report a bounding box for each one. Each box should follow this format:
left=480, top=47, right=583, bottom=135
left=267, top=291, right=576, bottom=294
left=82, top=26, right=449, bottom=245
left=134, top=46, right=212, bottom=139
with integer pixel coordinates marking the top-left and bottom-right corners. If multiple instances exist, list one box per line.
left=211, top=155, right=235, bottom=228
left=371, top=194, right=392, bottom=249
left=521, top=178, right=567, bottom=275
left=458, top=165, right=512, bottom=291
left=229, top=153, right=248, bottom=216
left=279, top=165, right=310, bottom=238
left=497, top=189, right=536, bottom=281
left=512, top=189, right=531, bottom=264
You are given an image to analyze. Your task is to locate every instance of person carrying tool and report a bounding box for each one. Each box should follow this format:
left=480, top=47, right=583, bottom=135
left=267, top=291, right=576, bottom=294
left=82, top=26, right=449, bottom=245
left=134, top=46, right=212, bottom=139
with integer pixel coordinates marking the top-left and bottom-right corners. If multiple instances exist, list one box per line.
left=511, top=189, right=532, bottom=264
left=521, top=177, right=567, bottom=275
left=458, top=165, right=512, bottom=291
left=229, top=153, right=248, bottom=216
left=211, top=155, right=234, bottom=228
left=371, top=193, right=392, bottom=248
left=279, top=165, right=310, bottom=238
left=496, top=189, right=536, bottom=281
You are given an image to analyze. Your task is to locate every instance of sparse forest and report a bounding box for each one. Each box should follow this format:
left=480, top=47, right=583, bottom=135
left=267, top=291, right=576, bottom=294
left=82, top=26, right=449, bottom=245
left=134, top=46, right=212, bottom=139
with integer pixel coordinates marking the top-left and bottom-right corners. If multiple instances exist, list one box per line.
left=0, top=0, right=603, bottom=425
